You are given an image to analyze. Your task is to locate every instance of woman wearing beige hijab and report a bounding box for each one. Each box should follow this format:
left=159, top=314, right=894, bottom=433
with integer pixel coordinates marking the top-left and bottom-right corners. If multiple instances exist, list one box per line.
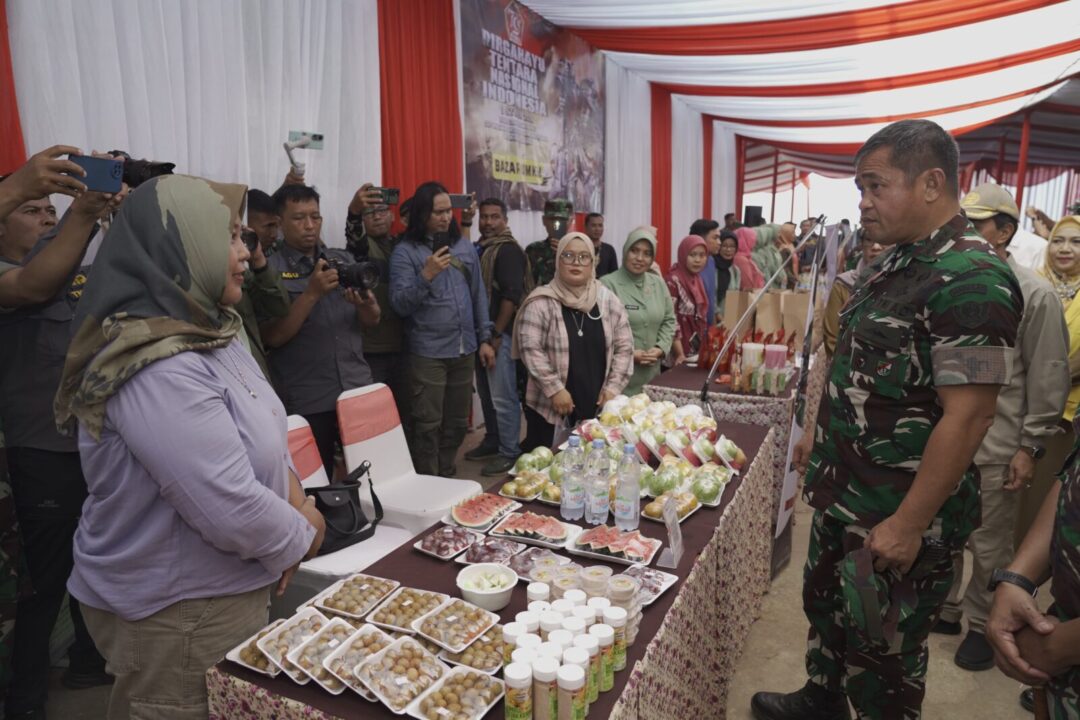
left=513, top=232, right=633, bottom=450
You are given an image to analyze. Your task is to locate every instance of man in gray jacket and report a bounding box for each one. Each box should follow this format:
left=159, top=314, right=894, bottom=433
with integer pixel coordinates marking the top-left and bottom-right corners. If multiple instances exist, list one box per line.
left=934, top=183, right=1071, bottom=671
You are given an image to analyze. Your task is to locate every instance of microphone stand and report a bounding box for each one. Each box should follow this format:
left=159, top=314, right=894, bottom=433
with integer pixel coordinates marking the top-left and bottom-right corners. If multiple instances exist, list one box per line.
left=699, top=215, right=827, bottom=419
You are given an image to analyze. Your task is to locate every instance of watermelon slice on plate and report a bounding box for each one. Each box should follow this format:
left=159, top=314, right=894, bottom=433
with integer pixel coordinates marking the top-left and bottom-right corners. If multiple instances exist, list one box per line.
left=449, top=493, right=518, bottom=529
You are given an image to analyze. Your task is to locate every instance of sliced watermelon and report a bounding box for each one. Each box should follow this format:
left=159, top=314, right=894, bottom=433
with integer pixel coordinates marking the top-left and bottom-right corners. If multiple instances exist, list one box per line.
left=451, top=493, right=512, bottom=528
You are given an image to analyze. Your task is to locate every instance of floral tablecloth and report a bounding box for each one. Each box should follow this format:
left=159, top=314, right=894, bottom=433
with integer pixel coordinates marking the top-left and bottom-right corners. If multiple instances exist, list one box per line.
left=206, top=431, right=777, bottom=720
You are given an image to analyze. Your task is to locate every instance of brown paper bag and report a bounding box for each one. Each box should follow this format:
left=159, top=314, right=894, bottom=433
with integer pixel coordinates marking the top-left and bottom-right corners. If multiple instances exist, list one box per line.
left=782, top=290, right=812, bottom=345
left=723, top=290, right=754, bottom=337
left=756, top=290, right=785, bottom=336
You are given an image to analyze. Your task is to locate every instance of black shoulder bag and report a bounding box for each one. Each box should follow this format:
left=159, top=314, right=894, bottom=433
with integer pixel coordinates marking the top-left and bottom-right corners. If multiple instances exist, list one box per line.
left=304, top=461, right=383, bottom=556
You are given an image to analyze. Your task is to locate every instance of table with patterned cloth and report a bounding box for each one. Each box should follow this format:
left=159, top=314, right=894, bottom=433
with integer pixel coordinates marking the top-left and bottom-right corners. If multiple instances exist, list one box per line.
left=206, top=424, right=777, bottom=720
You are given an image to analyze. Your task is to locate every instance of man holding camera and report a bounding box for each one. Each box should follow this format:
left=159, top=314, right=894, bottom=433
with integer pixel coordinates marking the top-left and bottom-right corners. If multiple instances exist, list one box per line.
left=526, top=199, right=573, bottom=287
left=261, top=184, right=380, bottom=477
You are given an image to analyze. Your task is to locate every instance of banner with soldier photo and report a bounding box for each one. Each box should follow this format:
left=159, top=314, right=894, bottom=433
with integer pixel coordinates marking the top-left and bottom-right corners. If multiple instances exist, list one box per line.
left=460, top=0, right=604, bottom=213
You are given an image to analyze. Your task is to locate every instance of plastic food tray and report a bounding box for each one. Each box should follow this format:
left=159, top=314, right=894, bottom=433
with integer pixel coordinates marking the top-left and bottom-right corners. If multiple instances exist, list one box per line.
left=453, top=538, right=527, bottom=566
left=365, top=586, right=450, bottom=635
left=487, top=513, right=584, bottom=550
left=441, top=496, right=522, bottom=533
left=286, top=617, right=357, bottom=694
left=410, top=598, right=500, bottom=655
left=641, top=497, right=702, bottom=524
left=312, top=573, right=401, bottom=620
left=354, top=636, right=450, bottom=714
left=437, top=625, right=504, bottom=675
left=405, top=665, right=506, bottom=720
left=567, top=533, right=663, bottom=567
left=256, top=607, right=329, bottom=684
left=322, top=623, right=394, bottom=701
left=412, top=526, right=484, bottom=561
left=225, top=618, right=285, bottom=677
left=621, top=565, right=679, bottom=607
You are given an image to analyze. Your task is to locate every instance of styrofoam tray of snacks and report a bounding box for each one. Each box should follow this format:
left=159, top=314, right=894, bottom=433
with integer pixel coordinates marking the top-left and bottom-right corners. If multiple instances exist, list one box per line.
left=226, top=618, right=286, bottom=677
left=437, top=625, right=504, bottom=675
left=454, top=537, right=527, bottom=566
left=256, top=607, right=329, bottom=683
left=366, top=587, right=449, bottom=635
left=392, top=630, right=444, bottom=656
left=314, top=573, right=400, bottom=619
left=405, top=665, right=505, bottom=720
left=507, top=546, right=571, bottom=581
left=323, top=623, right=394, bottom=700
left=286, top=617, right=357, bottom=694
left=621, top=564, right=679, bottom=607
left=354, top=635, right=450, bottom=714
left=410, top=598, right=499, bottom=655
left=414, top=525, right=484, bottom=561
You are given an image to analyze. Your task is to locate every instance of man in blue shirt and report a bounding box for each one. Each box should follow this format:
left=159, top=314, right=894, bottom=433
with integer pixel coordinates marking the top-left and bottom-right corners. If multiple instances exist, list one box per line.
left=390, top=182, right=494, bottom=477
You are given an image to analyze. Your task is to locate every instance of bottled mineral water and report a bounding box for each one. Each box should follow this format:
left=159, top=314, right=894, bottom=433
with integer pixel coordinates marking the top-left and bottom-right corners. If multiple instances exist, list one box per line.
left=560, top=436, right=585, bottom=521
left=584, top=439, right=611, bottom=525
left=613, top=444, right=641, bottom=531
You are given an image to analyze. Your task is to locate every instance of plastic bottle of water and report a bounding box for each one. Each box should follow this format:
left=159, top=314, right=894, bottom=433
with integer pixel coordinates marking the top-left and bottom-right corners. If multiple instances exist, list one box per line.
left=613, top=443, right=641, bottom=531
left=584, top=439, right=611, bottom=525
left=560, top=436, right=585, bottom=522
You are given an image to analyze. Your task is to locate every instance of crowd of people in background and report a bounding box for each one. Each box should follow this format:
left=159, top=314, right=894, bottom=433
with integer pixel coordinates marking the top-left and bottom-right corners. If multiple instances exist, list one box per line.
left=2, top=118, right=1080, bottom=719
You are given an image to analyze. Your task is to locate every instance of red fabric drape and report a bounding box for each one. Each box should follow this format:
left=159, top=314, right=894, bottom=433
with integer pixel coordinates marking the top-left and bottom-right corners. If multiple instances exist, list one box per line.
left=660, top=37, right=1080, bottom=97
left=571, top=0, right=1057, bottom=56
left=650, top=84, right=673, bottom=269
left=377, top=0, right=464, bottom=221
left=0, top=0, right=26, bottom=174
left=702, top=116, right=713, bottom=220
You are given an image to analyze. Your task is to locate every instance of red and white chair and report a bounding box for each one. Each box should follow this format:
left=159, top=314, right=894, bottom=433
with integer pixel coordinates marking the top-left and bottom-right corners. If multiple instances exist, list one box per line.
left=337, top=384, right=482, bottom=534
left=272, top=414, right=413, bottom=620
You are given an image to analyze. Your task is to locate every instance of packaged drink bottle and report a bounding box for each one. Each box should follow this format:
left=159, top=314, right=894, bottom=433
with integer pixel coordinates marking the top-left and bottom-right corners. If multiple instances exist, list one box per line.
left=613, top=443, right=640, bottom=531
left=560, top=435, right=585, bottom=521
left=584, top=439, right=610, bottom=525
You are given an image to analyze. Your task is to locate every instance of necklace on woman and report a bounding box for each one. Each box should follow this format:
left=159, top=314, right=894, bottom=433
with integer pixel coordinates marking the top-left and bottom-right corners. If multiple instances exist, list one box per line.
left=211, top=350, right=258, bottom=398
left=1048, top=269, right=1080, bottom=304
left=569, top=306, right=602, bottom=337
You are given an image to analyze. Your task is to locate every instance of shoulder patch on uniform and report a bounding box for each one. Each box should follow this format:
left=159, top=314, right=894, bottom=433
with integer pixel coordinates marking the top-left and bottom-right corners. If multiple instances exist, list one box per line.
left=955, top=301, right=990, bottom=329
left=280, top=271, right=300, bottom=279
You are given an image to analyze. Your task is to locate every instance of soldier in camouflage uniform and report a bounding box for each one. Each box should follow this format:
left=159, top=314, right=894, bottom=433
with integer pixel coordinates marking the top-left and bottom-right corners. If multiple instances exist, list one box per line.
left=525, top=198, right=573, bottom=287
left=753, top=119, right=1022, bottom=720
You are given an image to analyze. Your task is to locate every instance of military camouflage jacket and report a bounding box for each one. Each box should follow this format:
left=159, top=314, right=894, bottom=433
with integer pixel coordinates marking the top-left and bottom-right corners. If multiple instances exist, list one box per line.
left=805, top=213, right=1022, bottom=542
left=1052, top=437, right=1080, bottom=621
left=526, top=238, right=558, bottom=287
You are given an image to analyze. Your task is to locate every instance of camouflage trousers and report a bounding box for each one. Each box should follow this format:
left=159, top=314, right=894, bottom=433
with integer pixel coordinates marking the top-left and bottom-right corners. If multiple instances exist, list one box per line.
left=804, top=511, right=957, bottom=720
left=0, top=475, right=27, bottom=699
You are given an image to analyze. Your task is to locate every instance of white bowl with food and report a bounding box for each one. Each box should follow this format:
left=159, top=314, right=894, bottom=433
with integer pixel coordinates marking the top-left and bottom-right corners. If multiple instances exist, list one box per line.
left=455, top=563, right=518, bottom=611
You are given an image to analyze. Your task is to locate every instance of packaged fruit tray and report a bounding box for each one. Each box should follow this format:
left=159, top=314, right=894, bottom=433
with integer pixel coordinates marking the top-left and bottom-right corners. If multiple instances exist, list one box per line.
left=454, top=537, right=526, bottom=566
left=488, top=511, right=582, bottom=550
left=437, top=625, right=504, bottom=675
left=508, top=547, right=572, bottom=581
left=499, top=470, right=548, bottom=501
left=286, top=617, right=357, bottom=694
left=443, top=493, right=521, bottom=532
left=256, top=607, right=330, bottom=684
left=226, top=618, right=286, bottom=677
left=366, top=587, right=450, bottom=635
left=313, top=573, right=400, bottom=619
left=322, top=623, right=394, bottom=701
left=641, top=492, right=701, bottom=524
left=410, top=598, right=499, bottom=655
left=405, top=665, right=505, bottom=720
left=621, top=564, right=679, bottom=607
left=354, top=636, right=449, bottom=714
left=568, top=526, right=662, bottom=567
left=413, top=525, right=484, bottom=561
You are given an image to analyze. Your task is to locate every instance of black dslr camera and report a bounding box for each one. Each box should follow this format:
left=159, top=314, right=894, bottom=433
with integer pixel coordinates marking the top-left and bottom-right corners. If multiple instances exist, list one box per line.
left=324, top=257, right=380, bottom=292
left=108, top=150, right=176, bottom=188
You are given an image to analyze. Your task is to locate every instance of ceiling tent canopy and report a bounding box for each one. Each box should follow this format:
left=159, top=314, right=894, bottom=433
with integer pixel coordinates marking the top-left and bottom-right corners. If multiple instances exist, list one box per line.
left=521, top=0, right=1080, bottom=196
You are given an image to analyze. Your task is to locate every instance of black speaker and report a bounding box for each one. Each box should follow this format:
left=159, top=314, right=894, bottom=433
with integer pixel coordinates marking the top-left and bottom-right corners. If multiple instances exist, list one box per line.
left=743, top=205, right=764, bottom=227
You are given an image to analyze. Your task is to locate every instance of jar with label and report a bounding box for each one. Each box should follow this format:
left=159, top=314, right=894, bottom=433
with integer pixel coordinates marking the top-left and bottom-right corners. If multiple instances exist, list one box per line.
left=586, top=597, right=610, bottom=614
left=537, top=641, right=563, bottom=660
left=503, top=622, right=526, bottom=664
left=563, top=588, right=587, bottom=607
left=561, top=616, right=586, bottom=637
left=548, top=629, right=574, bottom=654
left=557, top=663, right=586, bottom=720
left=517, top=633, right=543, bottom=658
left=528, top=600, right=552, bottom=614
left=516, top=611, right=541, bottom=634
left=589, top=623, right=615, bottom=692
left=512, top=647, right=538, bottom=667
left=573, top=634, right=601, bottom=705
left=550, top=598, right=575, bottom=616
left=540, top=612, right=564, bottom=641
left=562, top=647, right=591, bottom=712
left=602, top=606, right=628, bottom=671
left=527, top=582, right=551, bottom=602
left=505, top=662, right=534, bottom=720
left=532, top=657, right=559, bottom=720
left=571, top=606, right=596, bottom=629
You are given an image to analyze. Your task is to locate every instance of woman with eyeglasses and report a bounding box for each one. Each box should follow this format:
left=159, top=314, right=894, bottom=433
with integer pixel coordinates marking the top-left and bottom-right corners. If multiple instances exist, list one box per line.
left=665, top=234, right=710, bottom=360
left=513, top=232, right=633, bottom=450
left=600, top=226, right=675, bottom=395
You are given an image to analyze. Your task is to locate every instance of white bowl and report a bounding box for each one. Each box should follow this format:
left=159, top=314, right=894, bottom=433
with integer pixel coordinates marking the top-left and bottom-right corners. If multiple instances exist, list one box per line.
left=456, top=563, right=518, bottom=612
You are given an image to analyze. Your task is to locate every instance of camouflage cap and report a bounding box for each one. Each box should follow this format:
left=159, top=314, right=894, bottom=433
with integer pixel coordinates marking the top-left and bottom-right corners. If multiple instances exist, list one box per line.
left=961, top=183, right=1019, bottom=221
left=543, top=198, right=574, bottom=219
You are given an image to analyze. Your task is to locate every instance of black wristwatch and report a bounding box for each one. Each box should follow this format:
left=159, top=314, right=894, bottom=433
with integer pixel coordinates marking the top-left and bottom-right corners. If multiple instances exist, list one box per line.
left=1020, top=444, right=1046, bottom=460
left=988, top=568, right=1038, bottom=596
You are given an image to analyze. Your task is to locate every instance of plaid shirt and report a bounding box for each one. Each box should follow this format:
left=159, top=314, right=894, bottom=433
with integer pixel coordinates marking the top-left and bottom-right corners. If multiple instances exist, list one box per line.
left=515, top=285, right=634, bottom=425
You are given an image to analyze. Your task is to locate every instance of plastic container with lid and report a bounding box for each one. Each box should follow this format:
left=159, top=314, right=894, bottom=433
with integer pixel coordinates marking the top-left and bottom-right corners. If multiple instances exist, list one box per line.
left=563, top=588, right=587, bottom=607
left=504, top=661, right=533, bottom=720
left=571, top=606, right=596, bottom=628
left=539, top=611, right=564, bottom=640
left=557, top=663, right=586, bottom=720
left=589, top=623, right=615, bottom=692
left=503, top=622, right=526, bottom=664
left=579, top=566, right=613, bottom=597
left=586, top=597, right=611, bottom=614
left=516, top=633, right=543, bottom=655
left=527, top=582, right=551, bottom=602
left=548, top=629, right=574, bottom=653
left=516, top=611, right=541, bottom=634
left=606, top=575, right=640, bottom=606
left=552, top=575, right=581, bottom=599
left=536, top=641, right=563, bottom=660
left=562, top=646, right=590, bottom=673
left=602, top=606, right=628, bottom=671
left=573, top=634, right=601, bottom=705
left=532, top=656, right=559, bottom=720
left=550, top=599, right=575, bottom=616
left=528, top=600, right=552, bottom=614
left=511, top=647, right=538, bottom=667
left=530, top=567, right=557, bottom=585
left=561, top=616, right=586, bottom=637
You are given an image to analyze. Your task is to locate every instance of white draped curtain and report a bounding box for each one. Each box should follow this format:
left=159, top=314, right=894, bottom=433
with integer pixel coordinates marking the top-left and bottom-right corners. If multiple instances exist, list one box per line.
left=602, top=56, right=652, bottom=260
left=8, top=0, right=382, bottom=247
left=671, top=98, right=703, bottom=243
left=711, top=121, right=737, bottom=223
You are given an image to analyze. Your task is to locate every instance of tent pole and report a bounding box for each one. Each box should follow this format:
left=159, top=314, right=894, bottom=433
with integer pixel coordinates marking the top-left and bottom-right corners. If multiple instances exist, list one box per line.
left=735, top=135, right=746, bottom=222
left=995, top=134, right=1007, bottom=183
left=1016, top=112, right=1032, bottom=207
left=770, top=148, right=779, bottom=222
left=790, top=169, right=796, bottom=221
